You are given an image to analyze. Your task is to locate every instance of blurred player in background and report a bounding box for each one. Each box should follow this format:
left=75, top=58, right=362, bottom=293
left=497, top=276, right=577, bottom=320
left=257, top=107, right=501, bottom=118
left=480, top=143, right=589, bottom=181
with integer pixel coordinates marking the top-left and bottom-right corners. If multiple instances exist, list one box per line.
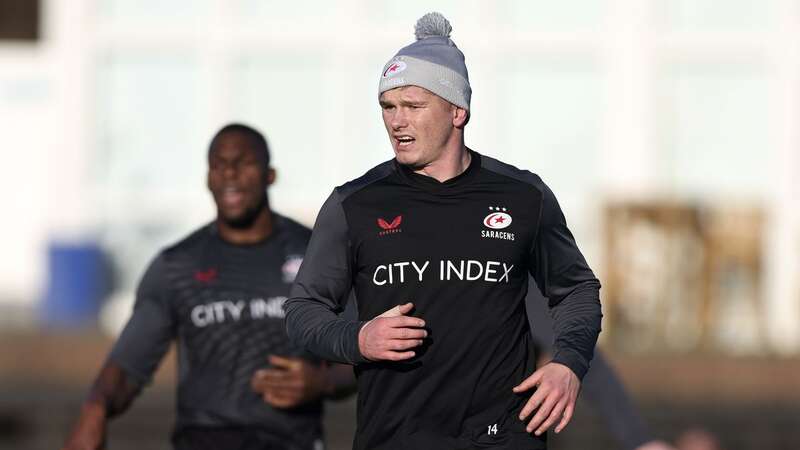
left=63, top=124, right=354, bottom=450
left=527, top=282, right=676, bottom=450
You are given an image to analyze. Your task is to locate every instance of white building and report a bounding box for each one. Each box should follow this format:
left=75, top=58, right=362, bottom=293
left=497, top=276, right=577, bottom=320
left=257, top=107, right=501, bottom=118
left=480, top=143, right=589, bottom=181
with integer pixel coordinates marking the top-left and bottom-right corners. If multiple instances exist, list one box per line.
left=0, top=0, right=797, bottom=353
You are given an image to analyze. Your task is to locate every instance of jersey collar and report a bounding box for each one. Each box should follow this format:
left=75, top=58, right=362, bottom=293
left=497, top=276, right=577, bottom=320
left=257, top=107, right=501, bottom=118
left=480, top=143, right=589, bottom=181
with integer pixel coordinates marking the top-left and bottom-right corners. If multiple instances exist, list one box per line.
left=394, top=149, right=481, bottom=194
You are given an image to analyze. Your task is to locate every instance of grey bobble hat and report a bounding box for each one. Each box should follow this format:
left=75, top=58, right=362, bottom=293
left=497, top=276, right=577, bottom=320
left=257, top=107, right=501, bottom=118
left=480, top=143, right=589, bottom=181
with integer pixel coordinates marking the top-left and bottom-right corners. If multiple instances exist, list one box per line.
left=379, top=12, right=471, bottom=110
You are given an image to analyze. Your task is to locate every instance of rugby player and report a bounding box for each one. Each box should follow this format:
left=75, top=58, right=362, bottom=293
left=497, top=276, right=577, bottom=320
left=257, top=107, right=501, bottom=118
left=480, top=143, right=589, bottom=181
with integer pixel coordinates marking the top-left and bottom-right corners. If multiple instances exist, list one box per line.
left=286, top=13, right=602, bottom=450
left=63, top=124, right=354, bottom=450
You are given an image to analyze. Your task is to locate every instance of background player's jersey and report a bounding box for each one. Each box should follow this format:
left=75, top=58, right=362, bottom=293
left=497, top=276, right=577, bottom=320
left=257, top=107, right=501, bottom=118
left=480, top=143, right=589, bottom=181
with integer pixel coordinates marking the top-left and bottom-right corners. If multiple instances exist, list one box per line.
left=110, top=214, right=321, bottom=446
left=287, top=151, right=602, bottom=450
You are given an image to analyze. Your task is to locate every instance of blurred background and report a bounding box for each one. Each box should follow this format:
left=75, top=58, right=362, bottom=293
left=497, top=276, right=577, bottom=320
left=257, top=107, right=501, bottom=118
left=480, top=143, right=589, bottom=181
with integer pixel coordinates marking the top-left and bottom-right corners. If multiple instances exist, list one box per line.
left=1, top=0, right=799, bottom=449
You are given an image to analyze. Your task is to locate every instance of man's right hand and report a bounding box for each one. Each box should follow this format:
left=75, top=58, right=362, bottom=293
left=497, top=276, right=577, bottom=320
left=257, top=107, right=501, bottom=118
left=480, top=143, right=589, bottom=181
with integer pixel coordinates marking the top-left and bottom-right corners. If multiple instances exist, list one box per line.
left=636, top=441, right=678, bottom=450
left=358, top=302, right=427, bottom=361
left=61, top=403, right=106, bottom=450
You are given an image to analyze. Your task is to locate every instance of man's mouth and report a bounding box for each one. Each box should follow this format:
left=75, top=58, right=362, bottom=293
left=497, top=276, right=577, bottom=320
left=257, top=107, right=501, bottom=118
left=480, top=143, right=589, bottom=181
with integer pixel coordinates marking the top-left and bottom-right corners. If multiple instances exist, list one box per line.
left=395, top=135, right=415, bottom=148
left=220, top=186, right=244, bottom=207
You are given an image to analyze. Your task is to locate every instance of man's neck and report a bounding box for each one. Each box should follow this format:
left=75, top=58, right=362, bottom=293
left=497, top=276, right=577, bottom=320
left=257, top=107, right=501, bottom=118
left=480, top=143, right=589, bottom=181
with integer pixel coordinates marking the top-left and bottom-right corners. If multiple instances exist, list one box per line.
left=413, top=144, right=471, bottom=183
left=217, top=208, right=273, bottom=245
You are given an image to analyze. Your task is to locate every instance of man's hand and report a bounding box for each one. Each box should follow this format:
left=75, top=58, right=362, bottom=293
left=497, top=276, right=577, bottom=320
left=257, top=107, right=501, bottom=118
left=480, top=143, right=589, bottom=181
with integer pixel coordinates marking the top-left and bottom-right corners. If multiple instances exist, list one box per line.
left=61, top=403, right=106, bottom=450
left=358, top=302, right=427, bottom=361
left=250, top=355, right=327, bottom=409
left=636, top=441, right=678, bottom=450
left=513, top=362, right=580, bottom=436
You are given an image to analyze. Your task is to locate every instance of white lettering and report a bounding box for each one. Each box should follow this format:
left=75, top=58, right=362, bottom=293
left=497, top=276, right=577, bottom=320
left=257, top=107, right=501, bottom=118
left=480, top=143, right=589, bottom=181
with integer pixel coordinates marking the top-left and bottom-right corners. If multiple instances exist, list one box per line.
left=395, top=262, right=409, bottom=283
left=411, top=260, right=429, bottom=281
left=485, top=261, right=500, bottom=282
left=499, top=263, right=514, bottom=283
left=250, top=298, right=265, bottom=318
left=480, top=230, right=515, bottom=241
left=249, top=297, right=286, bottom=319
left=371, top=259, right=515, bottom=284
left=446, top=260, right=464, bottom=281
left=373, top=265, right=388, bottom=286
left=265, top=297, right=286, bottom=318
left=191, top=304, right=212, bottom=327
left=228, top=300, right=246, bottom=321
left=466, top=260, right=483, bottom=281
left=212, top=302, right=227, bottom=323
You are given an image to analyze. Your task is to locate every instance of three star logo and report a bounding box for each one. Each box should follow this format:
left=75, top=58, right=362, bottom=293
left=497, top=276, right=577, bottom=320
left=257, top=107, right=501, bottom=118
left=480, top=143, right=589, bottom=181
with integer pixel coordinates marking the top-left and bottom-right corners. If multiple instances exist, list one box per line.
left=483, top=206, right=512, bottom=230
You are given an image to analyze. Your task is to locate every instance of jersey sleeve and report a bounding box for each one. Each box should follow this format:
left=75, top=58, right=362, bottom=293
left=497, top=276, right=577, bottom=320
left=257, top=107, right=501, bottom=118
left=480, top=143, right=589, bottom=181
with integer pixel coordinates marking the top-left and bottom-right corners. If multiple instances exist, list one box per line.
left=284, top=189, right=367, bottom=365
left=108, top=253, right=176, bottom=385
left=529, top=182, right=602, bottom=380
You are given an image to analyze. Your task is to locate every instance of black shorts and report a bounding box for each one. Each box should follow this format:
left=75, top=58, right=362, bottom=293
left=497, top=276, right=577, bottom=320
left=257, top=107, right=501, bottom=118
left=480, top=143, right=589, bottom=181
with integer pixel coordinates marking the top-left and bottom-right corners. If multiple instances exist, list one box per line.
left=172, top=426, right=324, bottom=450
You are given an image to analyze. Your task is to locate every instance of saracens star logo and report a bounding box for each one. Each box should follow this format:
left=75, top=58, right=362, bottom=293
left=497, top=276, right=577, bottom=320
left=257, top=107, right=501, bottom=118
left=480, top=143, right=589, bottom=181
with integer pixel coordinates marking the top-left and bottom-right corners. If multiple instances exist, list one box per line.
left=382, top=61, right=407, bottom=78
left=483, top=206, right=512, bottom=230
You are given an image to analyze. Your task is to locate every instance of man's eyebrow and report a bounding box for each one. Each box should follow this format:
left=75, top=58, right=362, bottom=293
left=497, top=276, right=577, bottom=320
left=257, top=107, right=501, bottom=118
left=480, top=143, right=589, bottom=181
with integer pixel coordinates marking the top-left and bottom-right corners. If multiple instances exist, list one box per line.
left=400, top=99, right=427, bottom=106
left=379, top=98, right=427, bottom=107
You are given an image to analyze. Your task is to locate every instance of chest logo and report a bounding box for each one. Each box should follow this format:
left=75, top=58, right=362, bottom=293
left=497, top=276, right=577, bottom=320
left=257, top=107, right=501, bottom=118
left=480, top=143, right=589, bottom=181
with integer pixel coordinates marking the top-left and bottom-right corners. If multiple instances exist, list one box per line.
left=377, top=215, right=403, bottom=236
left=483, top=207, right=512, bottom=230
left=194, top=268, right=218, bottom=283
left=482, top=207, right=515, bottom=241
left=282, top=255, right=303, bottom=283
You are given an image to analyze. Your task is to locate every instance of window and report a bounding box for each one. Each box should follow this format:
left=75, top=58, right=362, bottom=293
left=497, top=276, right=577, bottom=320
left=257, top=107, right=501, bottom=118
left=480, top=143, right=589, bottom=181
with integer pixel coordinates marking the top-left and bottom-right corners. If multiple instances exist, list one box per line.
left=0, top=0, right=39, bottom=40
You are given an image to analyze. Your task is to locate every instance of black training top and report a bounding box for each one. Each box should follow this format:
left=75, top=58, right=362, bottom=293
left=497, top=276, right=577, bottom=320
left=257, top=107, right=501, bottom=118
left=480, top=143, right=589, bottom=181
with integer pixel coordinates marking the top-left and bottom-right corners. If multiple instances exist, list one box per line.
left=110, top=214, right=322, bottom=446
left=285, top=150, right=602, bottom=450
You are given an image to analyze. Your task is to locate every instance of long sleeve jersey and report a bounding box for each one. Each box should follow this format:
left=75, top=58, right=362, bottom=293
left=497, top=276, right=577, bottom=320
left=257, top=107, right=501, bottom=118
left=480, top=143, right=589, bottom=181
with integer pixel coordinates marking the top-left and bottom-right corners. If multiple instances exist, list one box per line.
left=285, top=150, right=602, bottom=450
left=109, top=215, right=324, bottom=449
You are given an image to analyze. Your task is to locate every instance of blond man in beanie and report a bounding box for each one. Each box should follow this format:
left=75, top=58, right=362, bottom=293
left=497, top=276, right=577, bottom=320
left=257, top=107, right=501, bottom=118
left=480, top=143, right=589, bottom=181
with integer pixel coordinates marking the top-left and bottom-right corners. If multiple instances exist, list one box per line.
left=286, top=13, right=602, bottom=450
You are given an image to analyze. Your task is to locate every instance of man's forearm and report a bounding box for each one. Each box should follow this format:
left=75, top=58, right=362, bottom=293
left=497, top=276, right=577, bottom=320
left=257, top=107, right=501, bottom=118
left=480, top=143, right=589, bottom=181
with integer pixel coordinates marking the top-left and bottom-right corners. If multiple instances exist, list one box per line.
left=63, top=362, right=141, bottom=450
left=323, top=363, right=357, bottom=400
left=284, top=298, right=366, bottom=365
left=82, top=362, right=141, bottom=418
left=549, top=280, right=602, bottom=380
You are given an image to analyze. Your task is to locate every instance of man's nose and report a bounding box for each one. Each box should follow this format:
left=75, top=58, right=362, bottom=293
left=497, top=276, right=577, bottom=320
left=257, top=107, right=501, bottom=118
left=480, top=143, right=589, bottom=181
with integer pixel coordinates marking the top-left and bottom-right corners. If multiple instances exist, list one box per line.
left=391, top=109, right=408, bottom=130
left=222, top=164, right=238, bottom=179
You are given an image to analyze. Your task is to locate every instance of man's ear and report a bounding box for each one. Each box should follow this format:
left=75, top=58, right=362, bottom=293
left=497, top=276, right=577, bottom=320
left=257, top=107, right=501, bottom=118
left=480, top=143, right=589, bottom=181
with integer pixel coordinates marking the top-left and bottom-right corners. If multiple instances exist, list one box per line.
left=453, top=106, right=469, bottom=128
left=266, top=167, right=277, bottom=186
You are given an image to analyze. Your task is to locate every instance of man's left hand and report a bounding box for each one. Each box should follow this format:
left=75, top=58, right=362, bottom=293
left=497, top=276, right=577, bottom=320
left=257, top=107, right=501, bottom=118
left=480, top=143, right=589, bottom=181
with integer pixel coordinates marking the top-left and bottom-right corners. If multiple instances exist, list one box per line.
left=250, top=355, right=327, bottom=409
left=513, top=362, right=580, bottom=436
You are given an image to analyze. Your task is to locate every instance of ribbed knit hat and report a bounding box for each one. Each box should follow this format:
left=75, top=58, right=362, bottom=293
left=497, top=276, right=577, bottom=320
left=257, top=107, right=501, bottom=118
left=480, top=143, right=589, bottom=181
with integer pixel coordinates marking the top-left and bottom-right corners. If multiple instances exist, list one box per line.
left=378, top=12, right=471, bottom=110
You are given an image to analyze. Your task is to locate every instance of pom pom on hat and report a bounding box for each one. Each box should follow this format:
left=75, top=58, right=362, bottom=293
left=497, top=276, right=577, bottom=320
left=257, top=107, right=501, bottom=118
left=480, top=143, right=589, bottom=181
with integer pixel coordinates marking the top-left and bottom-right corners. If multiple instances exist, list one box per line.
left=414, top=12, right=452, bottom=40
